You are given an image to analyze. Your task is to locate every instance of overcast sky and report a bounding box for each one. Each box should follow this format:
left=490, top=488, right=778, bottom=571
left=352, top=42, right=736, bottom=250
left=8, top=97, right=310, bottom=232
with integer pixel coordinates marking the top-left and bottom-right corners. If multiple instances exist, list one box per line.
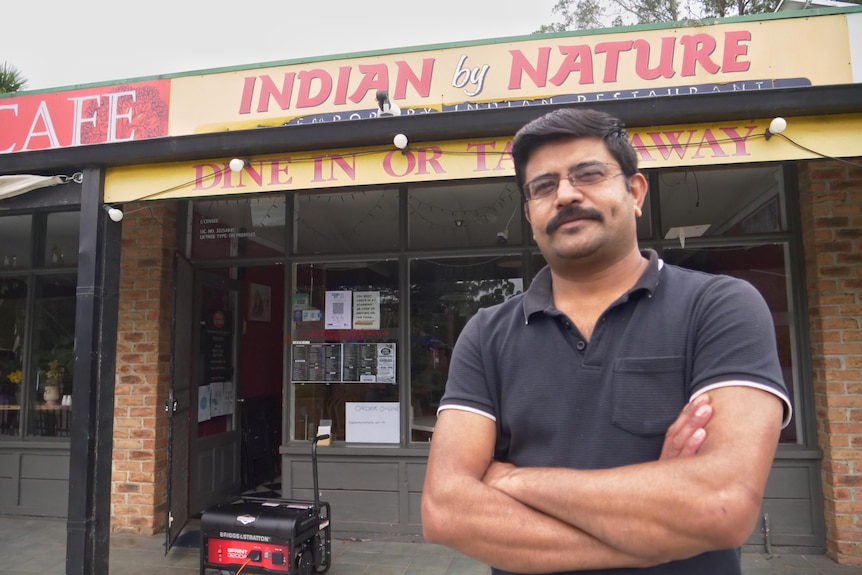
left=3, top=0, right=560, bottom=92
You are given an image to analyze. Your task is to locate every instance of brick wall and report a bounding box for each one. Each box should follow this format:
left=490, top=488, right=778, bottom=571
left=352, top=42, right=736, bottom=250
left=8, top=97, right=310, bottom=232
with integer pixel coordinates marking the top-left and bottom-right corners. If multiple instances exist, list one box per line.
left=111, top=203, right=177, bottom=534
left=798, top=159, right=862, bottom=564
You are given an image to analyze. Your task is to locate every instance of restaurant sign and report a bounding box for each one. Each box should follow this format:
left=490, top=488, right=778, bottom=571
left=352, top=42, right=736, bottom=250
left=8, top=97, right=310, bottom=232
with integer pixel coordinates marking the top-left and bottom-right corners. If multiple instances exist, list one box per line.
left=104, top=114, right=862, bottom=203
left=1, top=12, right=858, bottom=154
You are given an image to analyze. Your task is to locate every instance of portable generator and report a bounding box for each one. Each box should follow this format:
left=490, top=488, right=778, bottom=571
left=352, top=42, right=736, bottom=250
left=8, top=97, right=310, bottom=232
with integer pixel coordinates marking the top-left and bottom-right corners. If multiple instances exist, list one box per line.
left=200, top=435, right=331, bottom=575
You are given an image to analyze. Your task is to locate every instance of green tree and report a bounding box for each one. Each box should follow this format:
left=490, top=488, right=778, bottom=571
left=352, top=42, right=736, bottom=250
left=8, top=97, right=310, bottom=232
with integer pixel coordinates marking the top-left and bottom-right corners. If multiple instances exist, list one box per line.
left=536, top=0, right=795, bottom=30
left=0, top=62, right=27, bottom=94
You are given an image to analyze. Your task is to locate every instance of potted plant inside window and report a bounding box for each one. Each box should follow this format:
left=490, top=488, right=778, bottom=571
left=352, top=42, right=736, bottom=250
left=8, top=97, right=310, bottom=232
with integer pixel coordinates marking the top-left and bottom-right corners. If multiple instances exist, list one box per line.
left=42, top=347, right=72, bottom=405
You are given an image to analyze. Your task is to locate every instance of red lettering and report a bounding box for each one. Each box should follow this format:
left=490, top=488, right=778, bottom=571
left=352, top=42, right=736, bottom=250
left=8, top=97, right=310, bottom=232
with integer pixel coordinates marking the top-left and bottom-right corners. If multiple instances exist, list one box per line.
left=680, top=34, right=720, bottom=77
left=594, top=41, right=633, bottom=83
left=312, top=154, right=356, bottom=182
left=393, top=59, right=434, bottom=99
left=692, top=129, right=729, bottom=159
left=468, top=142, right=503, bottom=172
left=257, top=73, right=295, bottom=112
left=495, top=141, right=514, bottom=171
left=722, top=31, right=751, bottom=73
left=645, top=130, right=698, bottom=160
left=193, top=163, right=223, bottom=190
left=507, top=47, right=551, bottom=89
left=235, top=160, right=264, bottom=186
left=269, top=158, right=293, bottom=185
left=633, top=37, right=676, bottom=81
left=239, top=76, right=256, bottom=114
left=383, top=150, right=415, bottom=177
left=334, top=66, right=352, bottom=106
left=349, top=64, right=389, bottom=104
left=416, top=147, right=445, bottom=175
left=550, top=45, right=594, bottom=86
left=719, top=125, right=757, bottom=156
left=296, top=69, right=333, bottom=108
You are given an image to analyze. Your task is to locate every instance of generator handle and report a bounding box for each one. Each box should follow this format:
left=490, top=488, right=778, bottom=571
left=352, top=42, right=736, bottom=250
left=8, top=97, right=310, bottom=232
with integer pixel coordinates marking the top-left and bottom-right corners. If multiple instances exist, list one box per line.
left=312, top=434, right=329, bottom=511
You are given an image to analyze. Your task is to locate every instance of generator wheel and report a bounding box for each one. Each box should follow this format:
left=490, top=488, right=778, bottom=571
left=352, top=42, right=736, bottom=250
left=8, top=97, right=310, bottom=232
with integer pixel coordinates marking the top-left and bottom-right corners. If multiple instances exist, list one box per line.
left=295, top=550, right=313, bottom=575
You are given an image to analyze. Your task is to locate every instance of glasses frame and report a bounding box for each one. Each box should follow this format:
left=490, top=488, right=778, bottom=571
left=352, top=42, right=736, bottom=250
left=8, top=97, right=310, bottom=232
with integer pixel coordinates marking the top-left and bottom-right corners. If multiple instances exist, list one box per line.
left=522, top=162, right=624, bottom=201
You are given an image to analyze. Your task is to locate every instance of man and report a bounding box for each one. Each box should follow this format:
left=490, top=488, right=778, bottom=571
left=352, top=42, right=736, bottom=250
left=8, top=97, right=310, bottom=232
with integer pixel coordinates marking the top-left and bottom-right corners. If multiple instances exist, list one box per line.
left=421, top=108, right=790, bottom=574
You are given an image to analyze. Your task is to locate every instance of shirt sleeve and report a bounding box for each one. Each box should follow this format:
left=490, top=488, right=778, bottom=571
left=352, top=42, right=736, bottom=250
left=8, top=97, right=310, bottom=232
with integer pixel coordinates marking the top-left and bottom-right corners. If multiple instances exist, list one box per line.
left=689, top=275, right=792, bottom=427
left=436, top=309, right=497, bottom=420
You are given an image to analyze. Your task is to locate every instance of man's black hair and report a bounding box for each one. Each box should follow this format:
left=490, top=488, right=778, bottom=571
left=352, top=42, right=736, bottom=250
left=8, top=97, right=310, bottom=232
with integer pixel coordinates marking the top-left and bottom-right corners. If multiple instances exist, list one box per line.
left=511, top=108, right=639, bottom=194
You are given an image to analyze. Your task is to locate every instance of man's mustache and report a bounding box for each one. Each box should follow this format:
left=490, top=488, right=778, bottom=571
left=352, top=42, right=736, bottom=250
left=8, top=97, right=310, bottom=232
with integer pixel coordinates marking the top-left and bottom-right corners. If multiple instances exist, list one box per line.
left=546, top=206, right=604, bottom=234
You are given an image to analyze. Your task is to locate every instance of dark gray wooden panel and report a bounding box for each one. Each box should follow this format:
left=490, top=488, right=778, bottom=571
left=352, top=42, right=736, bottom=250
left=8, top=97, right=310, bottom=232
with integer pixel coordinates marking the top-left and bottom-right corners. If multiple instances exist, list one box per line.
left=406, top=462, right=427, bottom=492
left=19, top=478, right=69, bottom=513
left=408, top=492, right=422, bottom=525
left=20, top=453, right=69, bottom=480
left=0, top=453, right=14, bottom=479
left=765, top=465, right=812, bottom=499
left=294, top=488, right=400, bottom=524
left=291, top=461, right=400, bottom=491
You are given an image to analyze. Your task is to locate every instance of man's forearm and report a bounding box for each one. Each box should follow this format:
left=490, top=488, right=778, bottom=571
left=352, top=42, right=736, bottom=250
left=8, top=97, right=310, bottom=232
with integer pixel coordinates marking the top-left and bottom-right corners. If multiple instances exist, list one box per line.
left=483, top=388, right=783, bottom=561
left=422, top=474, right=658, bottom=573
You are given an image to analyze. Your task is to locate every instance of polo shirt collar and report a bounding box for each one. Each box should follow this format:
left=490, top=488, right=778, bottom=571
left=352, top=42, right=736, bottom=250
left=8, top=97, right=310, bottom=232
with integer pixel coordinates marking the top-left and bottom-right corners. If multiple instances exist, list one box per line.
left=522, top=249, right=663, bottom=323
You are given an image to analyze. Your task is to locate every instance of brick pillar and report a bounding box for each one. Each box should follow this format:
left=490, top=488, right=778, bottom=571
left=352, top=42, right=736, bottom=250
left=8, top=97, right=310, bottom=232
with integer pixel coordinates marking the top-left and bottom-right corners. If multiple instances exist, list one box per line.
left=112, top=202, right=177, bottom=534
left=798, top=159, right=862, bottom=564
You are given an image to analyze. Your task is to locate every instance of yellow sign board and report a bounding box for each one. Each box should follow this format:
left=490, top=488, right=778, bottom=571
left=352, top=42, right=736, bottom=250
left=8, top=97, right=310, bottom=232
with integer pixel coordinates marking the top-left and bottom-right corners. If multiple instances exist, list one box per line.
left=105, top=114, right=862, bottom=203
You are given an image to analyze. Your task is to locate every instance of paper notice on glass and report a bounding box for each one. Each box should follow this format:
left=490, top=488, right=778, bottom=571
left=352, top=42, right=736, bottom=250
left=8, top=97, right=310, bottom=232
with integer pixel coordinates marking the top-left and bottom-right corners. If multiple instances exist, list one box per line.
left=325, top=290, right=352, bottom=330
left=352, top=291, right=380, bottom=330
left=222, top=380, right=235, bottom=415
left=376, top=343, right=396, bottom=383
left=345, top=402, right=400, bottom=443
left=198, top=385, right=211, bottom=422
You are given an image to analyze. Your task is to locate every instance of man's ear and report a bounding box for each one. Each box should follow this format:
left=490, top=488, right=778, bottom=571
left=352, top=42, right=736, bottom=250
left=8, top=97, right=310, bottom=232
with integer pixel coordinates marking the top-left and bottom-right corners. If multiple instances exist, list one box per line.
left=630, top=173, right=648, bottom=213
left=523, top=202, right=531, bottom=224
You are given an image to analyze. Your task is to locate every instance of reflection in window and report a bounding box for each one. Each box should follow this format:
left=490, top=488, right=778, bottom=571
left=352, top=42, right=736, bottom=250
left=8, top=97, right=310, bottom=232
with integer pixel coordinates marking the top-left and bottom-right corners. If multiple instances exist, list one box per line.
left=409, top=256, right=523, bottom=442
left=294, top=189, right=399, bottom=255
left=189, top=194, right=287, bottom=259
left=409, top=182, right=522, bottom=250
left=0, top=277, right=27, bottom=437
left=0, top=215, right=32, bottom=269
left=659, top=164, right=786, bottom=240
left=27, top=274, right=77, bottom=438
left=44, top=212, right=80, bottom=267
left=291, top=261, right=400, bottom=442
left=662, top=245, right=799, bottom=443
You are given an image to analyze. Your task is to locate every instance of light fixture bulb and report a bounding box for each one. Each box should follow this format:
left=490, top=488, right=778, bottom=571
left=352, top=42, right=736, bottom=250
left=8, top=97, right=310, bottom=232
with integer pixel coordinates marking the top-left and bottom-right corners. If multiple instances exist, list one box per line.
left=393, top=133, right=408, bottom=150
left=103, top=205, right=124, bottom=222
left=768, top=117, right=787, bottom=135
left=229, top=158, right=246, bottom=172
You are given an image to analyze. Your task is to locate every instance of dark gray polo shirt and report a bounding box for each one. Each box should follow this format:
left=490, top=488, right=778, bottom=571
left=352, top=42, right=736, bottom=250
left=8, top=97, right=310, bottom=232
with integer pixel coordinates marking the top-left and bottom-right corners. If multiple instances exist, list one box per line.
left=438, top=250, right=790, bottom=575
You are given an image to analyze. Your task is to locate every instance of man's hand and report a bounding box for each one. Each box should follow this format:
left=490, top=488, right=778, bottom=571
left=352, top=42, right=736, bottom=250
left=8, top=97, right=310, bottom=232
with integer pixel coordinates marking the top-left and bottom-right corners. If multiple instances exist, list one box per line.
left=661, top=394, right=712, bottom=459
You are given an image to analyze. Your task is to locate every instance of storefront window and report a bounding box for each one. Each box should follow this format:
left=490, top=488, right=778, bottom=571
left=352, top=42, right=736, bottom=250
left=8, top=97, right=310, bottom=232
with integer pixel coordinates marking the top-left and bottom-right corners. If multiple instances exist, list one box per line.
left=294, top=189, right=399, bottom=255
left=43, top=211, right=80, bottom=267
left=0, top=215, right=32, bottom=269
left=189, top=194, right=287, bottom=259
left=659, top=164, right=786, bottom=240
left=409, top=182, right=522, bottom=250
left=409, top=256, right=523, bottom=442
left=0, top=277, right=27, bottom=437
left=291, top=261, right=400, bottom=442
left=661, top=244, right=799, bottom=443
left=27, top=274, right=76, bottom=438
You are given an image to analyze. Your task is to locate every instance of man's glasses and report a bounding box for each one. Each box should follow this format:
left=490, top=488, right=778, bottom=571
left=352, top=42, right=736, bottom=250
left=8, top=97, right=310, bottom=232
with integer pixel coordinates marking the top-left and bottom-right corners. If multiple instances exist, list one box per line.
left=523, top=162, right=624, bottom=201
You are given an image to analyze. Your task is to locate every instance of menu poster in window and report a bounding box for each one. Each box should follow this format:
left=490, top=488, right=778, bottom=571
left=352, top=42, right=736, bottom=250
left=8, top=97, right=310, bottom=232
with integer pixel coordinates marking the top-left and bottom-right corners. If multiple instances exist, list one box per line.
left=352, top=291, right=380, bottom=330
left=376, top=343, right=396, bottom=383
left=291, top=343, right=342, bottom=382
left=345, top=402, right=400, bottom=443
left=341, top=343, right=396, bottom=383
left=325, top=291, right=352, bottom=330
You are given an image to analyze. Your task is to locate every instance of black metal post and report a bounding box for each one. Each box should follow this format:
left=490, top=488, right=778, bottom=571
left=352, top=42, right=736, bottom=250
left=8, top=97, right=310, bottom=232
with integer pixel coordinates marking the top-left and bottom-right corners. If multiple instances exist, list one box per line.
left=66, top=166, right=122, bottom=575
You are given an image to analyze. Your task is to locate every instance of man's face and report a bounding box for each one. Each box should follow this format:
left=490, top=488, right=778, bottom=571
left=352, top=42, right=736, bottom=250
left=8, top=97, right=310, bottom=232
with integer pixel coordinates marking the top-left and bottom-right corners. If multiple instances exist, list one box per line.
left=522, top=136, right=647, bottom=267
